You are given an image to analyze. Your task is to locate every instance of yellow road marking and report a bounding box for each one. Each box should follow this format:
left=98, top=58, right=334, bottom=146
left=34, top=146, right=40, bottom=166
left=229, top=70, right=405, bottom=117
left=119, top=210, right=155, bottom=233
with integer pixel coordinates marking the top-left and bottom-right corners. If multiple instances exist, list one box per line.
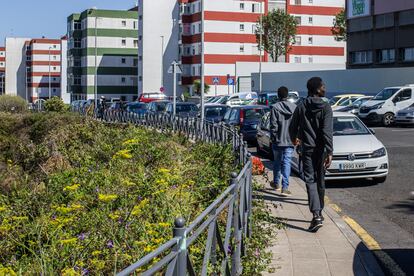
left=342, top=215, right=381, bottom=250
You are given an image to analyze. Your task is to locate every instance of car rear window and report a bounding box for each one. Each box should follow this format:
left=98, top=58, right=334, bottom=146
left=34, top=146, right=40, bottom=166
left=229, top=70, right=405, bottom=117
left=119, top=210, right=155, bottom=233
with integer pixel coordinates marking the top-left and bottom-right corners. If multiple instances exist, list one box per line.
left=177, top=104, right=198, bottom=112
left=206, top=106, right=228, bottom=117
left=244, top=108, right=267, bottom=120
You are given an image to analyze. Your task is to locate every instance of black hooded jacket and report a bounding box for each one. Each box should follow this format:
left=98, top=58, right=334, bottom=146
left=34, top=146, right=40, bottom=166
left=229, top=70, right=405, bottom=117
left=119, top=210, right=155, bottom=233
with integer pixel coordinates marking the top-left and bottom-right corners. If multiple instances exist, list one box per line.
left=289, top=97, right=333, bottom=154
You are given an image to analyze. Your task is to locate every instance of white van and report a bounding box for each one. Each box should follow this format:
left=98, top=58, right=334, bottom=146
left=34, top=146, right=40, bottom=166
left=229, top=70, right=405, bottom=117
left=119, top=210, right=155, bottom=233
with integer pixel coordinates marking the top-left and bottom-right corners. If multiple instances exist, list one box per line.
left=358, top=84, right=414, bottom=126
left=226, top=92, right=258, bottom=106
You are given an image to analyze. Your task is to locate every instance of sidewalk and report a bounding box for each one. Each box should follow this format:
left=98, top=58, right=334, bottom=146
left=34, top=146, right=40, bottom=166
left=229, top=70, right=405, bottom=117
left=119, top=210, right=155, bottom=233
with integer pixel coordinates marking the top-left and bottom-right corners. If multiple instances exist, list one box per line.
left=256, top=173, right=384, bottom=276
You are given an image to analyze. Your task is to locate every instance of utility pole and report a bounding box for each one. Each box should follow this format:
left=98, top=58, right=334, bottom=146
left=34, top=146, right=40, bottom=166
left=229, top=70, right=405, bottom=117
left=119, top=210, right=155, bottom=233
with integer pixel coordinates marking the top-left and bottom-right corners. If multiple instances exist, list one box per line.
left=94, top=16, right=98, bottom=106
left=48, top=46, right=52, bottom=99
left=259, top=0, right=263, bottom=94
left=160, top=35, right=164, bottom=89
left=200, top=0, right=205, bottom=121
left=172, top=60, right=177, bottom=117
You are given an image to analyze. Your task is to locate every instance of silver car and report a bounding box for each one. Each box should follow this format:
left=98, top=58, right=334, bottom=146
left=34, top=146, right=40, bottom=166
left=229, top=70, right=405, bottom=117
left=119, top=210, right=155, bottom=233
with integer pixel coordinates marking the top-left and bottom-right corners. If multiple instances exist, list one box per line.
left=395, top=103, right=414, bottom=125
left=292, top=112, right=389, bottom=183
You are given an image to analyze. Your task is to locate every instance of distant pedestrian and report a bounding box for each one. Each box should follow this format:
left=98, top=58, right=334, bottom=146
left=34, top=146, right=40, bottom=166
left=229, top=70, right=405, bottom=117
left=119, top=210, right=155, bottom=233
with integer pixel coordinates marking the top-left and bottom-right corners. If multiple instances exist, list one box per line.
left=270, top=86, right=297, bottom=196
left=98, top=96, right=107, bottom=119
left=289, top=77, right=333, bottom=232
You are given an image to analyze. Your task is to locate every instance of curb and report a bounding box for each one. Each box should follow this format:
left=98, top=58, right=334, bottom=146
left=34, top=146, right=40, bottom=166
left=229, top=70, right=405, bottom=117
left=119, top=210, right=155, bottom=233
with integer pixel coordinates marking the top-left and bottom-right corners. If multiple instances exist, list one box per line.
left=292, top=177, right=385, bottom=276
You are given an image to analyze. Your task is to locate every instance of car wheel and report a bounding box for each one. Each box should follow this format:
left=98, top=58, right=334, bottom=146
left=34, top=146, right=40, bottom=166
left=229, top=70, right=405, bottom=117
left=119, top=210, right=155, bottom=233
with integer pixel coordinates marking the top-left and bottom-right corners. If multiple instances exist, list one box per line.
left=382, top=113, right=394, bottom=127
left=373, top=176, right=387, bottom=184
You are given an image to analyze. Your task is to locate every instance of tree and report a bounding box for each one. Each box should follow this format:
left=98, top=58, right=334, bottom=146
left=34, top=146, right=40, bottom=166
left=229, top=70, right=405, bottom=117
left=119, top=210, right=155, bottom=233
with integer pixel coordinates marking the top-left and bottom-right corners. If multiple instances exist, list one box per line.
left=192, top=79, right=210, bottom=96
left=44, top=97, right=66, bottom=112
left=332, top=9, right=346, bottom=42
left=255, top=9, right=297, bottom=62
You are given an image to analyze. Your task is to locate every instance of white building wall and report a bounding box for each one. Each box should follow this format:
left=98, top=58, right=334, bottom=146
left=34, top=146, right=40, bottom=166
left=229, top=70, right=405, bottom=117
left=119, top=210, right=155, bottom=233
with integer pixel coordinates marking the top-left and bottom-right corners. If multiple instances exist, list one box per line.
left=139, top=0, right=180, bottom=96
left=31, top=43, right=61, bottom=51
left=83, top=56, right=137, bottom=67
left=84, top=36, right=138, bottom=49
left=83, top=75, right=138, bottom=86
left=289, top=0, right=344, bottom=7
left=61, top=39, right=69, bottom=104
left=204, top=21, right=257, bottom=34
left=84, top=17, right=138, bottom=30
left=205, top=0, right=264, bottom=13
left=5, top=37, right=30, bottom=99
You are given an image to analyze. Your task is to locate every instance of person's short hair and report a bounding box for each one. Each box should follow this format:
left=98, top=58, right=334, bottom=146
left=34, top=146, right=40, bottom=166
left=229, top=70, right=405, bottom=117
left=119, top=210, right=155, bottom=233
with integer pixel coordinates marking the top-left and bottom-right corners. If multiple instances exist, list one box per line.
left=277, top=86, right=289, bottom=99
left=307, top=77, right=323, bottom=96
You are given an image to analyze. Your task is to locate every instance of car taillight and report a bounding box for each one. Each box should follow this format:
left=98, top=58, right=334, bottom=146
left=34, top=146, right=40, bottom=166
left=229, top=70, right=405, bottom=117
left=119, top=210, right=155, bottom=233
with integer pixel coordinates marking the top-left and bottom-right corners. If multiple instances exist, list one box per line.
left=266, top=99, right=269, bottom=106
left=240, top=110, right=244, bottom=125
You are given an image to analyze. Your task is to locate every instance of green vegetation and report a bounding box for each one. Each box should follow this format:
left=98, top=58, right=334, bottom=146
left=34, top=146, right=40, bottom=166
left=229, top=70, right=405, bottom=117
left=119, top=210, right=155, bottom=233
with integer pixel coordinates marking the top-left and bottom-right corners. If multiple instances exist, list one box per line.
left=332, top=9, right=347, bottom=42
left=0, top=112, right=276, bottom=275
left=0, top=95, right=27, bottom=113
left=44, top=97, right=67, bottom=112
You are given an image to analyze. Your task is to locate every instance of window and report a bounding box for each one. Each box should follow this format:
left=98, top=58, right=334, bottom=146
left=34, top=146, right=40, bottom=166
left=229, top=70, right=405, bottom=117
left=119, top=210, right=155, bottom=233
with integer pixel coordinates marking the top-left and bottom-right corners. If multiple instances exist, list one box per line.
left=240, top=24, right=245, bottom=31
left=74, top=21, right=81, bottom=30
left=139, top=55, right=142, bottom=61
left=402, top=48, right=414, bottom=61
left=240, top=44, right=245, bottom=53
left=309, top=17, right=313, bottom=24
left=308, top=57, right=313, bottom=63
left=53, top=77, right=57, bottom=81
left=74, top=76, right=81, bottom=85
left=309, top=0, right=313, bottom=3
left=122, top=20, right=127, bottom=27
left=53, top=45, right=56, bottom=49
left=295, top=36, right=301, bottom=45
left=308, top=37, right=313, bottom=44
left=139, top=15, right=143, bottom=20
left=133, top=21, right=138, bottom=29
left=53, top=56, right=57, bottom=60
left=74, top=57, right=81, bottom=67
left=351, top=51, right=373, bottom=64
left=139, top=76, right=142, bottom=81
left=74, top=38, right=81, bottom=48
left=26, top=56, right=31, bottom=61
left=295, top=0, right=301, bottom=5
left=294, top=57, right=302, bottom=63
left=121, top=39, right=126, bottom=46
left=198, top=23, right=201, bottom=33
left=121, top=77, right=126, bottom=83
left=121, top=58, right=126, bottom=64
left=53, top=66, right=57, bottom=70
left=377, top=49, right=395, bottom=63
left=295, top=16, right=301, bottom=25
left=240, top=3, right=245, bottom=10
left=252, top=4, right=256, bottom=13
left=134, top=40, right=138, bottom=48
left=139, top=35, right=142, bottom=41
left=133, top=58, right=138, bottom=67
left=395, top=89, right=412, bottom=102
left=53, top=88, right=57, bottom=93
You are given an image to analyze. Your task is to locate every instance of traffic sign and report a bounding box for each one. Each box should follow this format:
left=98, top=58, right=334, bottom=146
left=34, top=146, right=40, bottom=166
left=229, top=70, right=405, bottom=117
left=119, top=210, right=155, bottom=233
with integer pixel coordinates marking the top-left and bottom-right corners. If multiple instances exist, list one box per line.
left=227, top=78, right=234, bottom=85
left=213, top=77, right=220, bottom=85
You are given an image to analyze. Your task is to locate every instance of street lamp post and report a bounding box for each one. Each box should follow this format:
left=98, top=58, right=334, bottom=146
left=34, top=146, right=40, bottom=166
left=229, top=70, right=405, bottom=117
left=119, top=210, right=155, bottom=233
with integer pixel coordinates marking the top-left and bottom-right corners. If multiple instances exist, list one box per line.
left=49, top=46, right=52, bottom=99
left=259, top=1, right=263, bottom=94
left=160, top=35, right=164, bottom=89
left=94, top=16, right=98, bottom=106
left=200, top=0, right=205, bottom=121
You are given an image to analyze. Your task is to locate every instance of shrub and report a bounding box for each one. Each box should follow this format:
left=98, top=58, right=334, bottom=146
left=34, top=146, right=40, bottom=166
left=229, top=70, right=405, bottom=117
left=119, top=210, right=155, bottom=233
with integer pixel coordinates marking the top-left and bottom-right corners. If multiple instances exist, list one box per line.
left=44, top=97, right=66, bottom=112
left=0, top=95, right=27, bottom=113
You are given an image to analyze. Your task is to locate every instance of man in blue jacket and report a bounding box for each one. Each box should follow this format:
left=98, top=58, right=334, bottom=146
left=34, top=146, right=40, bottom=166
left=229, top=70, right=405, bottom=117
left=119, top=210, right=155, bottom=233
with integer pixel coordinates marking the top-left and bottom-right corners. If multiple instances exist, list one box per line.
left=270, top=86, right=297, bottom=196
left=289, top=77, right=333, bottom=232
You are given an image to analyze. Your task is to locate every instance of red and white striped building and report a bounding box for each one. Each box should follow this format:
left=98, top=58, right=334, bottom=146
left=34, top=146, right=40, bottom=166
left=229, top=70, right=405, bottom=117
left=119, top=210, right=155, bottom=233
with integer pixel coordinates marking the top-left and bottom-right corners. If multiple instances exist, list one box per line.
left=0, top=47, right=5, bottom=95
left=26, top=38, right=64, bottom=101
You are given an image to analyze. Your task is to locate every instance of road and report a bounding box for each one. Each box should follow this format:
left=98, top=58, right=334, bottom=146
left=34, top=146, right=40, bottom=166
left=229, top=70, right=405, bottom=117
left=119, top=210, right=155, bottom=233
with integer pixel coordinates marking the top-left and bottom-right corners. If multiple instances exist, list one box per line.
left=251, top=126, right=414, bottom=275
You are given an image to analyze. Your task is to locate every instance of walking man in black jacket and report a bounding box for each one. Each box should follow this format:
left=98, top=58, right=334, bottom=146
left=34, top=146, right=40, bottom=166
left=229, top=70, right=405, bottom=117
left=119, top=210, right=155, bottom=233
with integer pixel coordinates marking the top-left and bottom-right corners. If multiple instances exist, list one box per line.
left=289, top=77, right=333, bottom=232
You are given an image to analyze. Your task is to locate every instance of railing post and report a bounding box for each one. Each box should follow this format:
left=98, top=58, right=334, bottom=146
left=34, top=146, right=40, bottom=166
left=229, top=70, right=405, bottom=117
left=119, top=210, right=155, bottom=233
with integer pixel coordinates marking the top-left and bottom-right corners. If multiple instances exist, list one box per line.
left=246, top=152, right=253, bottom=238
left=230, top=172, right=242, bottom=275
left=173, top=217, right=187, bottom=276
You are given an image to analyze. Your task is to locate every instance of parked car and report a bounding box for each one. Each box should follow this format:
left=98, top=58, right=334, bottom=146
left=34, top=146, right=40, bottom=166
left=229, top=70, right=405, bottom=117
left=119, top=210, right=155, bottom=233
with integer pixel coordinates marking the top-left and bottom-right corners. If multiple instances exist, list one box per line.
left=126, top=102, right=147, bottom=115
left=258, top=91, right=300, bottom=106
left=256, top=111, right=273, bottom=159
left=335, top=96, right=373, bottom=114
left=359, top=85, right=414, bottom=126
left=395, top=102, right=414, bottom=125
left=138, top=92, right=167, bottom=103
left=108, top=101, right=126, bottom=112
left=206, top=95, right=229, bottom=105
left=329, top=94, right=365, bottom=108
left=165, top=102, right=199, bottom=117
left=204, top=104, right=229, bottom=123
left=147, top=100, right=170, bottom=114
left=291, top=112, right=388, bottom=183
left=227, top=92, right=258, bottom=107
left=223, top=105, right=270, bottom=143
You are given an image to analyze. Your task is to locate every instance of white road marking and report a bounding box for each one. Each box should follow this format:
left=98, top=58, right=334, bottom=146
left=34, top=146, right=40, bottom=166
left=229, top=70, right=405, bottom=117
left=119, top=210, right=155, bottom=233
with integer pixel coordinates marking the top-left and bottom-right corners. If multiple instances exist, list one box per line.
left=391, top=129, right=414, bottom=132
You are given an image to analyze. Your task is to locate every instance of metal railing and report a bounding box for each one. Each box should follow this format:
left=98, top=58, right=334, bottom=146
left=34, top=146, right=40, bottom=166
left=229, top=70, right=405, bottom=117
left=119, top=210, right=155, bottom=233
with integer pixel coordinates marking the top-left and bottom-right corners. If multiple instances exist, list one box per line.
left=75, top=108, right=253, bottom=275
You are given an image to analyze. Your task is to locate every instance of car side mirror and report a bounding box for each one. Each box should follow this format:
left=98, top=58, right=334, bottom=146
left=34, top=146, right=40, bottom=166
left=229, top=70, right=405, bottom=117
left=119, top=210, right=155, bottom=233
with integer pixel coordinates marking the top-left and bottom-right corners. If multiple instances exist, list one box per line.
left=369, top=128, right=376, bottom=135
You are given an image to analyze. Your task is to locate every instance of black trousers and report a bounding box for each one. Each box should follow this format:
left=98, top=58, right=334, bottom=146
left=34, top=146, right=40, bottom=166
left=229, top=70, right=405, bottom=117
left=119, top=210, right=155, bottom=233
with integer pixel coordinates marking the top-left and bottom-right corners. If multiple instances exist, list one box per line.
left=302, top=147, right=326, bottom=213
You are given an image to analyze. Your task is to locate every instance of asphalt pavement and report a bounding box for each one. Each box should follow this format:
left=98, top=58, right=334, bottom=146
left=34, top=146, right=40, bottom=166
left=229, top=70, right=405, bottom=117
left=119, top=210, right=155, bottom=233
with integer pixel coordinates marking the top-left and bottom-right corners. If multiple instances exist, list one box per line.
left=250, top=125, right=414, bottom=275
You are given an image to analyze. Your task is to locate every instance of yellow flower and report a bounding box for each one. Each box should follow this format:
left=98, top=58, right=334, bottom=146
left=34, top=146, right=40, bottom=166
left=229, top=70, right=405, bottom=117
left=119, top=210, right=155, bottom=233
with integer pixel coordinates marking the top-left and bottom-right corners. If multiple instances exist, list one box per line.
left=122, top=253, right=132, bottom=260
left=0, top=206, right=7, bottom=212
left=92, top=250, right=102, bottom=256
left=98, top=194, right=118, bottom=203
left=63, top=184, right=80, bottom=192
left=122, top=179, right=135, bottom=187
left=60, top=238, right=77, bottom=245
left=0, top=266, right=17, bottom=276
left=113, top=149, right=133, bottom=159
left=71, top=204, right=83, bottom=211
left=11, top=216, right=29, bottom=222
left=131, top=199, right=149, bottom=216
left=123, top=139, right=139, bottom=145
left=144, top=245, right=153, bottom=252
left=133, top=241, right=146, bottom=247
left=55, top=206, right=73, bottom=214
left=152, top=238, right=164, bottom=244
left=158, top=168, right=171, bottom=174
left=61, top=268, right=80, bottom=276
left=108, top=213, right=120, bottom=220
left=158, top=222, right=170, bottom=228
left=147, top=230, right=157, bottom=236
left=90, top=259, right=105, bottom=270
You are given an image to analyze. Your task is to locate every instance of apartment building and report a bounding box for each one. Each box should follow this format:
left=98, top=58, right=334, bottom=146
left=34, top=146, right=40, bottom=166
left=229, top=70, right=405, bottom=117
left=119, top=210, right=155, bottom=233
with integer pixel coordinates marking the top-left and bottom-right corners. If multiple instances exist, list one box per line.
left=347, top=0, right=414, bottom=69
left=67, top=8, right=139, bottom=102
left=287, top=0, right=345, bottom=64
left=0, top=47, right=5, bottom=95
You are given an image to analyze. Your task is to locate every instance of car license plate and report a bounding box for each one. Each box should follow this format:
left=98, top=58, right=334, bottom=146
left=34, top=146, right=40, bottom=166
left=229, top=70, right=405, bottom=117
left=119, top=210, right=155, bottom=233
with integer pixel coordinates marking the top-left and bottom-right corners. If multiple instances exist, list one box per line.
left=339, top=163, right=366, bottom=171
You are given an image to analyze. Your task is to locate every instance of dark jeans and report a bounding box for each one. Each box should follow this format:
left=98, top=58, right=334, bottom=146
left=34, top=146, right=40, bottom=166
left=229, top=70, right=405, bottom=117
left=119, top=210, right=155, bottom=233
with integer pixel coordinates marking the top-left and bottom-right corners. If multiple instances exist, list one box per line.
left=302, top=147, right=326, bottom=213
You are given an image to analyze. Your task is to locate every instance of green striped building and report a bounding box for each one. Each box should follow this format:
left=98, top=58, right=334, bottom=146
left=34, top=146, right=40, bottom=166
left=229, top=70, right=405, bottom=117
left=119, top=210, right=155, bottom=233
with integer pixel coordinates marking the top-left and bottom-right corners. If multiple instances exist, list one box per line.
left=67, top=8, right=139, bottom=101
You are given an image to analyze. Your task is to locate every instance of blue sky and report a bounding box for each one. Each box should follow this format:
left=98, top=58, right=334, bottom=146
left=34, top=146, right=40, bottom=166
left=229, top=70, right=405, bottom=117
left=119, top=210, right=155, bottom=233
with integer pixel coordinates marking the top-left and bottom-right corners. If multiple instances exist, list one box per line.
left=1, top=0, right=137, bottom=45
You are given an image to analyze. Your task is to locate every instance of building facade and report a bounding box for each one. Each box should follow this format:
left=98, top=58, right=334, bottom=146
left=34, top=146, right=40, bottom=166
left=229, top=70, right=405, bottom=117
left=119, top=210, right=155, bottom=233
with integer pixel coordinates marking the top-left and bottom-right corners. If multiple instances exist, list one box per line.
left=0, top=47, right=5, bottom=95
left=347, top=0, right=414, bottom=69
left=67, top=8, right=139, bottom=102
left=287, top=0, right=345, bottom=64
